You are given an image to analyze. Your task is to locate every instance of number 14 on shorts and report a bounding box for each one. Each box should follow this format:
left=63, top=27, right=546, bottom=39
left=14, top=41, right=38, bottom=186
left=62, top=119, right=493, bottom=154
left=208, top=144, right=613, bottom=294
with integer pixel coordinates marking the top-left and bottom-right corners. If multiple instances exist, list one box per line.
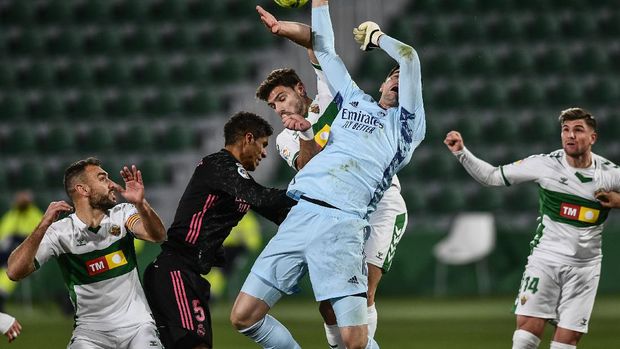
left=521, top=276, right=540, bottom=294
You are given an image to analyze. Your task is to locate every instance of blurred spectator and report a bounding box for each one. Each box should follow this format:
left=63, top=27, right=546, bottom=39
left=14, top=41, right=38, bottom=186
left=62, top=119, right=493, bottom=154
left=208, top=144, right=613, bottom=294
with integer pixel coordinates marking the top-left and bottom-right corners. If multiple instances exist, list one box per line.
left=0, top=191, right=43, bottom=311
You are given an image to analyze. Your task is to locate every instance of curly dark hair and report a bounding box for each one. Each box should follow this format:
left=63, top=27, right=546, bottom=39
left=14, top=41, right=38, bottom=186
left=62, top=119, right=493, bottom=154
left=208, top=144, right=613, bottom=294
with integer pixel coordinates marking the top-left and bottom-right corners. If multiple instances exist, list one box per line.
left=224, top=111, right=273, bottom=145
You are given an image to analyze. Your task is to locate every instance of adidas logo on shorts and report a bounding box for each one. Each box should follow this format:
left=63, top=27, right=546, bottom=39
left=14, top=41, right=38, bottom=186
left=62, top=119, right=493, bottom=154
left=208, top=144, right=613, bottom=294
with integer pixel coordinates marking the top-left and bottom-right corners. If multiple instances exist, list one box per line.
left=347, top=276, right=359, bottom=284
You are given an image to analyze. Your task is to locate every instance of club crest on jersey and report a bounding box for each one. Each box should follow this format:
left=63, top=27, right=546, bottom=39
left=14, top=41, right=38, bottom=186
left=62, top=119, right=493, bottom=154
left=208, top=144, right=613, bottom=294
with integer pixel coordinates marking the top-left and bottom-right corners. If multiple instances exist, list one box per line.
left=236, top=163, right=250, bottom=179
left=85, top=250, right=128, bottom=276
left=559, top=203, right=600, bottom=223
left=109, top=225, right=121, bottom=236
left=309, top=104, right=320, bottom=114
left=520, top=295, right=527, bottom=305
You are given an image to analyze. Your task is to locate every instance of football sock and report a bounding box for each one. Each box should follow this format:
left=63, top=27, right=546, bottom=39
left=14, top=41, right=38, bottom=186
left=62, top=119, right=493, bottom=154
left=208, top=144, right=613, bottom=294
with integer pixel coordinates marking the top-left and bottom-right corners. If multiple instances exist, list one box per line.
left=550, top=342, right=576, bottom=349
left=239, top=315, right=300, bottom=349
left=324, top=323, right=345, bottom=348
left=367, top=304, right=378, bottom=339
left=512, top=329, right=541, bottom=349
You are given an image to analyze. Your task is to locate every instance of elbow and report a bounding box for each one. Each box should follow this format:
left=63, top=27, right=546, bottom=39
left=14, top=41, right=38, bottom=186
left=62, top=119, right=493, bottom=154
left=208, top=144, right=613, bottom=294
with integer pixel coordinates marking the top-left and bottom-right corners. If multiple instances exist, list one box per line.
left=154, top=229, right=167, bottom=243
left=6, top=268, right=22, bottom=282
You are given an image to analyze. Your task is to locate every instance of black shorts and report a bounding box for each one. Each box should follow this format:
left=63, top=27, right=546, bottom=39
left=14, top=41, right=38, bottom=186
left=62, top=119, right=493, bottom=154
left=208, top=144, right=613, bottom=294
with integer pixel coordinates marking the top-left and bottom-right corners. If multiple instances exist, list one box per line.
left=144, top=252, right=212, bottom=349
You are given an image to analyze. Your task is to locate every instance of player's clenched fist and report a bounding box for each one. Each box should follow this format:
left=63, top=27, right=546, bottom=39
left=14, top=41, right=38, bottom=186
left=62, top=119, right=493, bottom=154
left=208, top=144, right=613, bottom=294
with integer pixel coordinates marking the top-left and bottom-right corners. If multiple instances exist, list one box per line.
left=444, top=131, right=464, bottom=153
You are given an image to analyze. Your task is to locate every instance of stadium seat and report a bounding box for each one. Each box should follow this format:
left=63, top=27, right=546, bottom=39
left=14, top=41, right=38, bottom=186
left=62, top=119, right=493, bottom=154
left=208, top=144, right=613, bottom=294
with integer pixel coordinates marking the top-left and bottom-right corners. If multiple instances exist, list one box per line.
left=498, top=49, right=534, bottom=76
left=442, top=0, right=477, bottom=13
left=3, top=127, right=36, bottom=154
left=573, top=46, right=609, bottom=73
left=239, top=22, right=276, bottom=49
left=451, top=18, right=486, bottom=43
left=419, top=19, right=451, bottom=44
left=434, top=212, right=495, bottom=296
left=83, top=29, right=121, bottom=55
left=416, top=151, right=457, bottom=181
left=143, top=90, right=180, bottom=117
left=460, top=50, right=497, bottom=76
left=17, top=61, right=54, bottom=88
left=68, top=92, right=104, bottom=119
left=390, top=19, right=416, bottom=44
left=0, top=94, right=26, bottom=121
left=546, top=80, right=583, bottom=106
left=56, top=61, right=93, bottom=87
left=160, top=124, right=194, bottom=151
left=149, top=0, right=187, bottom=21
left=478, top=0, right=514, bottom=11
left=508, top=81, right=545, bottom=106
left=453, top=116, right=482, bottom=144
left=526, top=14, right=560, bottom=40
left=122, top=124, right=154, bottom=151
left=483, top=116, right=518, bottom=143
left=73, top=0, right=111, bottom=23
left=201, top=27, right=238, bottom=51
left=46, top=30, right=82, bottom=55
left=1, top=1, right=35, bottom=24
left=585, top=79, right=620, bottom=105
left=562, top=13, right=597, bottom=39
left=43, top=125, right=76, bottom=153
left=520, top=114, right=558, bottom=142
left=225, top=0, right=257, bottom=18
left=433, top=83, right=470, bottom=110
left=0, top=65, right=16, bottom=89
left=535, top=48, right=571, bottom=74
left=210, top=57, right=250, bottom=82
left=402, top=187, right=427, bottom=212
left=11, top=162, right=46, bottom=190
left=469, top=187, right=504, bottom=211
left=160, top=26, right=197, bottom=51
left=111, top=0, right=147, bottom=22
left=504, top=185, right=539, bottom=211
left=171, top=57, right=210, bottom=85
left=83, top=125, right=115, bottom=153
left=408, top=0, right=441, bottom=14
left=358, top=53, right=395, bottom=82
left=139, top=158, right=168, bottom=184
left=95, top=60, right=131, bottom=86
left=487, top=17, right=523, bottom=42
left=36, top=0, right=71, bottom=24
left=29, top=94, right=65, bottom=121
left=472, top=82, right=507, bottom=108
left=0, top=166, right=7, bottom=192
left=428, top=185, right=466, bottom=213
left=104, top=93, right=140, bottom=118
left=186, top=0, right=227, bottom=19
left=122, top=28, right=158, bottom=53
left=133, top=59, right=170, bottom=86
left=600, top=12, right=620, bottom=38
left=183, top=89, right=221, bottom=116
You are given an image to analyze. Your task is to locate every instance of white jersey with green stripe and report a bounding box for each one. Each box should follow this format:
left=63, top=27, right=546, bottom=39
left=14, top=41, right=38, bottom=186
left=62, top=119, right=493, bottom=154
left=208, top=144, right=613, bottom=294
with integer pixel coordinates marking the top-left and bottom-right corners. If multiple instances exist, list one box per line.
left=34, top=203, right=154, bottom=331
left=499, top=150, right=620, bottom=266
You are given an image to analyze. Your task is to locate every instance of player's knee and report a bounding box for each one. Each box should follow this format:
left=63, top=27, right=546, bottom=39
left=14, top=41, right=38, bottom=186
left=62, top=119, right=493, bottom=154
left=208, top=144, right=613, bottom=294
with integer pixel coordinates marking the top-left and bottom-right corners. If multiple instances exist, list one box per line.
left=229, top=306, right=253, bottom=330
left=341, top=331, right=368, bottom=349
left=516, top=315, right=546, bottom=338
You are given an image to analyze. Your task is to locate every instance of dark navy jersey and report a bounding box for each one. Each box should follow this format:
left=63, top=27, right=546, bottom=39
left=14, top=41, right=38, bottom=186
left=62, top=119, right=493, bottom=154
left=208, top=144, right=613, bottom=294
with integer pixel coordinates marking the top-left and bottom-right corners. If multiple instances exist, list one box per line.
left=162, top=149, right=295, bottom=274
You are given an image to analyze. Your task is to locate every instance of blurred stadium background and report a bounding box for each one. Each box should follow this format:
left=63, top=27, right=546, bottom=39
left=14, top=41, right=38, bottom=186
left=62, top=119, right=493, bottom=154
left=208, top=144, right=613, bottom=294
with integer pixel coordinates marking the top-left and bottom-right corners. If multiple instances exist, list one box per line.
left=0, top=0, right=619, bottom=347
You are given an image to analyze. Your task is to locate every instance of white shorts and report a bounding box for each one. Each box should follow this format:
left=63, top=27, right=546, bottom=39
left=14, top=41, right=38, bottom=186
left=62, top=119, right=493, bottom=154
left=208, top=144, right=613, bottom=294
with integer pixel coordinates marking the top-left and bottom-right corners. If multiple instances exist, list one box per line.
left=68, top=322, right=162, bottom=349
left=513, top=256, right=601, bottom=333
left=364, top=184, right=408, bottom=272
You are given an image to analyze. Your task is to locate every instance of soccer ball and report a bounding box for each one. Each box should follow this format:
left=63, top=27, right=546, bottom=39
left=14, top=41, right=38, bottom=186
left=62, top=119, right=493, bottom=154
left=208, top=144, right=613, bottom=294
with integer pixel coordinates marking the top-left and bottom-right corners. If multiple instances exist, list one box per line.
left=274, top=0, right=309, bottom=8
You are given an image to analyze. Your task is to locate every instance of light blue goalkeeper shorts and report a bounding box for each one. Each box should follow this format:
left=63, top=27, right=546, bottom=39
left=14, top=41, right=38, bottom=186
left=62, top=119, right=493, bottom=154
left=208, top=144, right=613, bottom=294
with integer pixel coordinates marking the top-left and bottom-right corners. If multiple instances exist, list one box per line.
left=247, top=199, right=369, bottom=301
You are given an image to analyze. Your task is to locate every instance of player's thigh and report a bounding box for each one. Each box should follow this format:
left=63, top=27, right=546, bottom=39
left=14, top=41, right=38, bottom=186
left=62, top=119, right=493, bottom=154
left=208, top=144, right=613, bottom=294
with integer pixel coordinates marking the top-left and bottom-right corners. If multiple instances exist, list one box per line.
left=127, top=322, right=163, bottom=349
left=306, top=211, right=368, bottom=301
left=68, top=328, right=112, bottom=349
left=143, top=258, right=212, bottom=349
left=514, top=259, right=561, bottom=320
left=365, top=188, right=407, bottom=273
left=556, top=263, right=601, bottom=334
left=249, top=204, right=314, bottom=295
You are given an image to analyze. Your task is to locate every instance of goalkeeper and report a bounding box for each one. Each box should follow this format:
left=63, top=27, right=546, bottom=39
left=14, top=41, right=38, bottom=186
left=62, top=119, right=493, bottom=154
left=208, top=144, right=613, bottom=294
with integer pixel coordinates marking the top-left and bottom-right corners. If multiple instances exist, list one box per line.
left=231, top=1, right=425, bottom=348
left=253, top=5, right=409, bottom=348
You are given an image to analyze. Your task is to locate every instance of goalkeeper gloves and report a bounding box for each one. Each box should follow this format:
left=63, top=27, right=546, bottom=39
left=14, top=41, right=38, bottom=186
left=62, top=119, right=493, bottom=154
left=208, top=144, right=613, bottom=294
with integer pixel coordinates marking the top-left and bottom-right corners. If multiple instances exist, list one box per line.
left=353, top=21, right=384, bottom=51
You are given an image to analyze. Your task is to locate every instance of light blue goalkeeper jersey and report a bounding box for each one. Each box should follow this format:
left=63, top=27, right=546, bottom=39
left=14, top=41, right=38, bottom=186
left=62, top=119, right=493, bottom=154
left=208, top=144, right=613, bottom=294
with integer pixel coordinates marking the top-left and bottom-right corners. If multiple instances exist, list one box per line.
left=287, top=5, right=425, bottom=218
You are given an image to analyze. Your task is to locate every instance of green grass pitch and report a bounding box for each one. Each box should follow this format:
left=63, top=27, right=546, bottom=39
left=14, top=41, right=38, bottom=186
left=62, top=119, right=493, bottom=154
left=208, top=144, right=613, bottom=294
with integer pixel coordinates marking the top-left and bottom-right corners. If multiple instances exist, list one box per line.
left=6, top=296, right=620, bottom=348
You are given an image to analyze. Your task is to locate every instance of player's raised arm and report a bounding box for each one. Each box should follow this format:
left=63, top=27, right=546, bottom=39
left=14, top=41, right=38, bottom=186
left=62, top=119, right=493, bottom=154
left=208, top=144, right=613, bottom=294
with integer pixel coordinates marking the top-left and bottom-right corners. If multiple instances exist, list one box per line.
left=115, top=165, right=167, bottom=242
left=311, top=1, right=354, bottom=95
left=7, top=201, right=72, bottom=281
left=445, top=130, right=514, bottom=187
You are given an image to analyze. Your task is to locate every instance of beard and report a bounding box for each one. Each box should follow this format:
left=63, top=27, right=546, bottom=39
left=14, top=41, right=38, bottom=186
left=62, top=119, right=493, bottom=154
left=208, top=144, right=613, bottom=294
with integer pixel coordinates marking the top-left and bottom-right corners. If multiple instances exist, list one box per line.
left=89, top=191, right=116, bottom=211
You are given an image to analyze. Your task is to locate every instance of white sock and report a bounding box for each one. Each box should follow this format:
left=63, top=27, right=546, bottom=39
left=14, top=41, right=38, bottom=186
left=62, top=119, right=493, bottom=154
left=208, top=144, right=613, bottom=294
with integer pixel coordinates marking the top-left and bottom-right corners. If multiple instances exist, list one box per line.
left=367, top=304, right=378, bottom=339
left=512, top=329, right=541, bottom=349
left=550, top=342, right=576, bottom=349
left=324, top=323, right=345, bottom=348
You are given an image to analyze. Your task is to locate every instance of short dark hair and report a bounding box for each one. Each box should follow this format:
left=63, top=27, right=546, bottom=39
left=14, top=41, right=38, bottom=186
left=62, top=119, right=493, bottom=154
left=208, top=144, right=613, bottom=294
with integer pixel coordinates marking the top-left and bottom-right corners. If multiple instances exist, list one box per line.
left=558, top=107, right=597, bottom=131
left=224, top=112, right=273, bottom=145
left=256, top=68, right=302, bottom=101
left=64, top=157, right=101, bottom=198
